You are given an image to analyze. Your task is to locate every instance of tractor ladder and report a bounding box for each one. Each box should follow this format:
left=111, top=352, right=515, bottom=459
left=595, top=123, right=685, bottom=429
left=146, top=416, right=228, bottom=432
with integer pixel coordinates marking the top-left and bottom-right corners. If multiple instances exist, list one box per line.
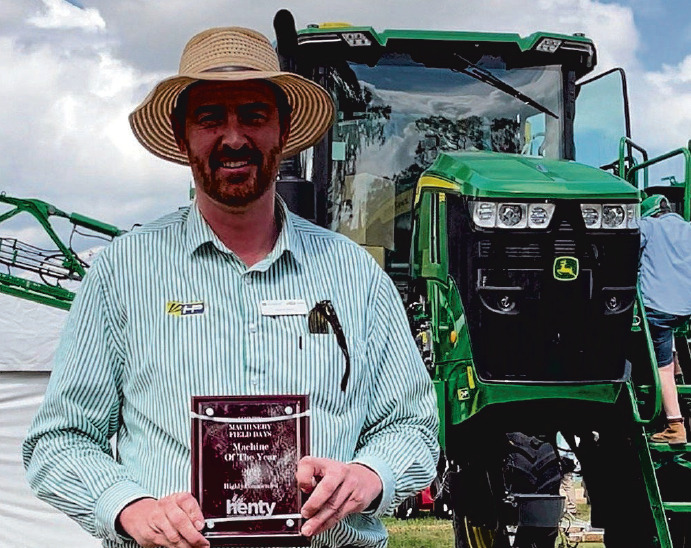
left=628, top=302, right=691, bottom=547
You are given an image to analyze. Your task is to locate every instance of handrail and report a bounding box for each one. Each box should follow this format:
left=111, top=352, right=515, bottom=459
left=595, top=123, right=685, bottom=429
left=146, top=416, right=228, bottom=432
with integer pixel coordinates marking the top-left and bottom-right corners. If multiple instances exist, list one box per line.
left=627, top=291, right=662, bottom=425
left=618, top=136, right=649, bottom=187
left=626, top=147, right=691, bottom=221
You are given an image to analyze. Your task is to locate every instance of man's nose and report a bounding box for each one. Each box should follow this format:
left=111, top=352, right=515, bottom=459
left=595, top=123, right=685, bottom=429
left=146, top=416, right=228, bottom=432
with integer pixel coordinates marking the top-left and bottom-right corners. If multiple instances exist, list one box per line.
left=219, top=117, right=249, bottom=149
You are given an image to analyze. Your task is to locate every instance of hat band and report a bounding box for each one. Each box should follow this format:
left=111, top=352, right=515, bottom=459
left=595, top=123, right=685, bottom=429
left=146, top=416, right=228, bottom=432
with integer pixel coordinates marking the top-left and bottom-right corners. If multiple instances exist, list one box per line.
left=201, top=65, right=261, bottom=73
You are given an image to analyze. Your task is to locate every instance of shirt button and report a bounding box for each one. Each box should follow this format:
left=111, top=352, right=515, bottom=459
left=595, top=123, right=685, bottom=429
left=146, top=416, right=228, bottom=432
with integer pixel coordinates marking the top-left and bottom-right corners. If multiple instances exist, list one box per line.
left=249, top=323, right=257, bottom=333
left=244, top=276, right=252, bottom=285
left=251, top=376, right=259, bottom=385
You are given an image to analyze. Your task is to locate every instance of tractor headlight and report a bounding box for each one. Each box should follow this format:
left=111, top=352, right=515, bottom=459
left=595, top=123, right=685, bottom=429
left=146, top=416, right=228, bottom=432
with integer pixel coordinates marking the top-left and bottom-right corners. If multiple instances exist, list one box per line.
left=528, top=203, right=556, bottom=228
left=580, top=204, right=601, bottom=228
left=342, top=32, right=372, bottom=47
left=626, top=203, right=640, bottom=228
left=536, top=38, right=562, bottom=53
left=471, top=202, right=497, bottom=228
left=602, top=205, right=625, bottom=229
left=581, top=203, right=638, bottom=229
left=471, top=201, right=554, bottom=229
left=497, top=204, right=527, bottom=228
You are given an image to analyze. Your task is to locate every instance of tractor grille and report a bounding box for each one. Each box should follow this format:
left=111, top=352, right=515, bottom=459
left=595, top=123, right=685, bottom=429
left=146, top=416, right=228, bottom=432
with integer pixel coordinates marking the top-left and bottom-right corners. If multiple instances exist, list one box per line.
left=476, top=213, right=580, bottom=259
left=477, top=240, right=579, bottom=259
left=554, top=240, right=577, bottom=254
left=558, top=219, right=574, bottom=231
left=478, top=241, right=542, bottom=259
left=505, top=244, right=541, bottom=259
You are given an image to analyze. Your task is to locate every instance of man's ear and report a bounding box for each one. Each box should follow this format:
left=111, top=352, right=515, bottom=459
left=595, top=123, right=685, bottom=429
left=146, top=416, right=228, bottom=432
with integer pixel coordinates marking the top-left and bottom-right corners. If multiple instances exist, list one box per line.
left=279, top=120, right=291, bottom=150
left=171, top=115, right=187, bottom=155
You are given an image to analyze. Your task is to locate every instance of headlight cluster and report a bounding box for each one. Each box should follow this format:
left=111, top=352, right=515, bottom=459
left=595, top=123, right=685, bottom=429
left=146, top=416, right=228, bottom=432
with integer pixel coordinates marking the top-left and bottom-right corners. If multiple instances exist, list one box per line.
left=471, top=201, right=556, bottom=229
left=470, top=201, right=639, bottom=230
left=580, top=203, right=639, bottom=229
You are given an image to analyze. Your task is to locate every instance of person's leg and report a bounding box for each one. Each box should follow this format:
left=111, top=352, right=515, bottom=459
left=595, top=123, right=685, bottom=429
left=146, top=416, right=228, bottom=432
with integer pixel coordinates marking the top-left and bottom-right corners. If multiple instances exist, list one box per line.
left=647, top=310, right=687, bottom=444
left=651, top=362, right=686, bottom=442
left=659, top=362, right=683, bottom=419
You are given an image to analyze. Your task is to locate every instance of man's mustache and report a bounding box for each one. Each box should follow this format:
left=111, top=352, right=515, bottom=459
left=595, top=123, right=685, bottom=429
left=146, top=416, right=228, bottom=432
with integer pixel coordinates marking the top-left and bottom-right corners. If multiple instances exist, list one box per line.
left=211, top=145, right=262, bottom=168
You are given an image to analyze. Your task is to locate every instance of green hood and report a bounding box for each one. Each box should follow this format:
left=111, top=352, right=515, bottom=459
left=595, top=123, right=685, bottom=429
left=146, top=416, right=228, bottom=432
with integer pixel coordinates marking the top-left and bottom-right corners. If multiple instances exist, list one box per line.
left=425, top=152, right=641, bottom=200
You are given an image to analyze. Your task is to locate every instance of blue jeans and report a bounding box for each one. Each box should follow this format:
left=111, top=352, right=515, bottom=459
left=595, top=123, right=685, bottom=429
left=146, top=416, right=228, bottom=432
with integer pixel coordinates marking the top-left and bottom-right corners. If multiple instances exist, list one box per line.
left=645, top=308, right=690, bottom=366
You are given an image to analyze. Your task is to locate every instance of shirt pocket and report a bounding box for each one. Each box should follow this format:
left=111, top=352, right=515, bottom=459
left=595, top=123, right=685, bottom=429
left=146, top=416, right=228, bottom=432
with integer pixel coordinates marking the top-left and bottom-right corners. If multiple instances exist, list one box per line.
left=275, top=330, right=367, bottom=411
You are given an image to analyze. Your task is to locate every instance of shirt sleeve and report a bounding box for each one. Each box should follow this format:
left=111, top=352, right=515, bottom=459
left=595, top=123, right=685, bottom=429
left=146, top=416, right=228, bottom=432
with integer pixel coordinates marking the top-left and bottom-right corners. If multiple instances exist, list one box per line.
left=349, top=267, right=440, bottom=517
left=22, top=250, right=152, bottom=542
left=639, top=218, right=649, bottom=250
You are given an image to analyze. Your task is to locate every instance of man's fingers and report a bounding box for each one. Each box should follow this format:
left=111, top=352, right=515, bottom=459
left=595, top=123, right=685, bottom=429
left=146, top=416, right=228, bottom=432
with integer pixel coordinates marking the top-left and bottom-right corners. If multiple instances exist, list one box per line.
left=174, top=492, right=206, bottom=531
left=298, top=461, right=383, bottom=537
left=296, top=456, right=324, bottom=493
left=302, top=479, right=356, bottom=537
left=118, top=494, right=210, bottom=548
left=154, top=517, right=192, bottom=548
left=300, top=464, right=347, bottom=519
left=162, top=495, right=209, bottom=547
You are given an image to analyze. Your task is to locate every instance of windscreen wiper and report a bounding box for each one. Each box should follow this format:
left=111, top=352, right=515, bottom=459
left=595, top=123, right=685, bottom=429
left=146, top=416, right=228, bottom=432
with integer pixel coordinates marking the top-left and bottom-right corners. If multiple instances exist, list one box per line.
left=453, top=53, right=559, bottom=119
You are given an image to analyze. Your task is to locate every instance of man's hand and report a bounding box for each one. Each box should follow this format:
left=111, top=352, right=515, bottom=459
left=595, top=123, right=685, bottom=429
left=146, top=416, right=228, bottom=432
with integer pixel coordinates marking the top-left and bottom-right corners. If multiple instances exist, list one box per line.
left=117, top=493, right=209, bottom=548
left=296, top=456, right=383, bottom=538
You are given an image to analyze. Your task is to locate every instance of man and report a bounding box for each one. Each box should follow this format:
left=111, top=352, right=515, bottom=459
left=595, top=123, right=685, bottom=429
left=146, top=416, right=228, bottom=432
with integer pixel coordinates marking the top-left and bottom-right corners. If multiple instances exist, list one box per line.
left=639, top=194, right=691, bottom=445
left=23, top=27, right=439, bottom=548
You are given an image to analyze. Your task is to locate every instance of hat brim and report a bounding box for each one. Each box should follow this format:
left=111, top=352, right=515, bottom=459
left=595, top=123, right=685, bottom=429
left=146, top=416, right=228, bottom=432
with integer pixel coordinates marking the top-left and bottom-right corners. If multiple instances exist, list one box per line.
left=129, top=70, right=335, bottom=165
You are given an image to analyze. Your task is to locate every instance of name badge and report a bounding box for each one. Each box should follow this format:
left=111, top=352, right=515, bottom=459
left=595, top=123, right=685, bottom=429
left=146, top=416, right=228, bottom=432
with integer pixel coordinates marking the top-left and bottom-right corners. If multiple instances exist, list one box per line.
left=260, top=299, right=308, bottom=316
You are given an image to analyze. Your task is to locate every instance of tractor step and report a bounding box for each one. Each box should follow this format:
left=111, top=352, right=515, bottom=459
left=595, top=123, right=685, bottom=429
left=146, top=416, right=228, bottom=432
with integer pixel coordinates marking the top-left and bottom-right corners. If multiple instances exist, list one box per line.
left=636, top=384, right=691, bottom=393
left=662, top=502, right=691, bottom=513
left=649, top=443, right=691, bottom=452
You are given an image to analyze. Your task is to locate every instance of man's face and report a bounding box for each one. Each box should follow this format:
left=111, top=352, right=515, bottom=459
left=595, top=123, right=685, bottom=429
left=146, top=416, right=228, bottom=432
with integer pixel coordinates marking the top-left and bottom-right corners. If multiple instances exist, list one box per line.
left=177, top=80, right=288, bottom=208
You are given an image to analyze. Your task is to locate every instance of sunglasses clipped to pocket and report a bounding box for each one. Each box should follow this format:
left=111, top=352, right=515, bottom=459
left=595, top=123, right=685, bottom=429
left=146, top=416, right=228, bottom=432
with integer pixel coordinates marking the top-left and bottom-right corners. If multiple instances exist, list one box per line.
left=307, top=300, right=350, bottom=392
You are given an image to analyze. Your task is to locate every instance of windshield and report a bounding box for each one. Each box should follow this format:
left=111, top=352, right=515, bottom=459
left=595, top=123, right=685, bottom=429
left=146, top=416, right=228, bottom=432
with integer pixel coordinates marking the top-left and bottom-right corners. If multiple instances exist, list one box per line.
left=322, top=52, right=565, bottom=274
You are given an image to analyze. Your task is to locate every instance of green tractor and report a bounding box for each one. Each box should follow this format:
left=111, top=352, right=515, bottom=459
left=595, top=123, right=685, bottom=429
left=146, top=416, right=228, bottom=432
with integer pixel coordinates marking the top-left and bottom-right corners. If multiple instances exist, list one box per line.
left=273, top=10, right=691, bottom=547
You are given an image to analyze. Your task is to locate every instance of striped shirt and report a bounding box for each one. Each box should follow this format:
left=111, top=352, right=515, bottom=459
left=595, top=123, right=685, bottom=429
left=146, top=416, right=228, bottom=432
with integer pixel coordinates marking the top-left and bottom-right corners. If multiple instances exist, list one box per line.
left=23, top=198, right=439, bottom=548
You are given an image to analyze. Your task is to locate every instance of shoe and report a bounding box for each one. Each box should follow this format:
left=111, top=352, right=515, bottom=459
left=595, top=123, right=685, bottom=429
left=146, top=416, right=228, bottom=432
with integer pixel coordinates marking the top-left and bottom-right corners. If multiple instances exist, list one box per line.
left=650, top=422, right=687, bottom=445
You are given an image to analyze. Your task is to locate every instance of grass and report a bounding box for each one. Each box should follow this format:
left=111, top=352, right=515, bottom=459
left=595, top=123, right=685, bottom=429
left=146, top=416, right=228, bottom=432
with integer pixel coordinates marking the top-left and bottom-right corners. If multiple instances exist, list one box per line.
left=384, top=513, right=606, bottom=548
left=384, top=516, right=454, bottom=548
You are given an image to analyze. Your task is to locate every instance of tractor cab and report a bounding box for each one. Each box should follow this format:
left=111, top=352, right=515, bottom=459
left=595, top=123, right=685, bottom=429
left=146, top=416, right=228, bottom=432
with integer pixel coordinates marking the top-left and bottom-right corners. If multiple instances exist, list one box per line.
left=274, top=18, right=597, bottom=287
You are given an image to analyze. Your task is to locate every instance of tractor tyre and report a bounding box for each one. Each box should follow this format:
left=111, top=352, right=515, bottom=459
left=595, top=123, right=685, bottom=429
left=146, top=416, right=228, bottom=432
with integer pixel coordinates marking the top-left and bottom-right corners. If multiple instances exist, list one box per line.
left=452, top=432, right=562, bottom=548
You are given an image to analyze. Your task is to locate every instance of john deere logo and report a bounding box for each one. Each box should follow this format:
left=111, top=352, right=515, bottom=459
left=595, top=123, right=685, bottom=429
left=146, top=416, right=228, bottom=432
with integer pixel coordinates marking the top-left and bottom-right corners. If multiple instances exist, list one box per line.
left=553, top=257, right=579, bottom=281
left=167, top=301, right=205, bottom=316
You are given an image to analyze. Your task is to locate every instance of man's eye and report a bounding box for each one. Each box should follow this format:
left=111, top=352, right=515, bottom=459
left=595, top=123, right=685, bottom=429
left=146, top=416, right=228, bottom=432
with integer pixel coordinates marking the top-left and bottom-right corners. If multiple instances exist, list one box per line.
left=197, top=113, right=221, bottom=124
left=242, top=111, right=268, bottom=123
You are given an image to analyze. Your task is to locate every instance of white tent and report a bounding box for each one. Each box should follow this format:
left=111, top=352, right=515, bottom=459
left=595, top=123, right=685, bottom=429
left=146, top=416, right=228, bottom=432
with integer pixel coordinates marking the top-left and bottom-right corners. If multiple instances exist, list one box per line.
left=0, top=292, right=101, bottom=547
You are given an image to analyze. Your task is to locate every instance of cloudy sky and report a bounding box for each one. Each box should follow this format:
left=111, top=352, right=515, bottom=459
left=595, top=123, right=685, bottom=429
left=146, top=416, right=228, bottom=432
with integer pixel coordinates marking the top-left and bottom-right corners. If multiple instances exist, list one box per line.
left=1, top=0, right=690, bottom=244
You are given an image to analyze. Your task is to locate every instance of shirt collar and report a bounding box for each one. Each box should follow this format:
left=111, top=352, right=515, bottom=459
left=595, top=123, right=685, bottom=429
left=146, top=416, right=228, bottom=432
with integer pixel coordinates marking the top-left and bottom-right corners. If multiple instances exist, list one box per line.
left=184, top=195, right=305, bottom=268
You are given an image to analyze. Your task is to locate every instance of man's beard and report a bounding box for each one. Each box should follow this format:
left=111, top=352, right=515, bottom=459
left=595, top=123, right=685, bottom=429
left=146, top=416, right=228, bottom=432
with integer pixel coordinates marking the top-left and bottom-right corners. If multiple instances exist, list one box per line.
left=191, top=144, right=282, bottom=208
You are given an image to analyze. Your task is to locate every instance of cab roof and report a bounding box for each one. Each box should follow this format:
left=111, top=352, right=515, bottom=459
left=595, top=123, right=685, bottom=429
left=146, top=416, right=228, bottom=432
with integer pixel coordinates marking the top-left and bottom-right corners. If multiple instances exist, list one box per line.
left=297, top=25, right=597, bottom=78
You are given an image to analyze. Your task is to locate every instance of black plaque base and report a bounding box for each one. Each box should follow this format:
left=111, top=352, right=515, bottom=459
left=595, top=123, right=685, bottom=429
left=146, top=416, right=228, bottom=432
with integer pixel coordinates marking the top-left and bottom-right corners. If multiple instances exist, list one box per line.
left=192, top=395, right=310, bottom=547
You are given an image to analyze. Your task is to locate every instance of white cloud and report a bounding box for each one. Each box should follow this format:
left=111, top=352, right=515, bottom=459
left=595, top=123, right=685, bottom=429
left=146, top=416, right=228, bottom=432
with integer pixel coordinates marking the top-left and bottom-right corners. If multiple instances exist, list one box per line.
left=27, top=0, right=105, bottom=32
left=0, top=32, right=188, bottom=233
left=632, top=54, right=691, bottom=158
left=0, top=0, right=687, bottom=243
left=647, top=55, right=691, bottom=87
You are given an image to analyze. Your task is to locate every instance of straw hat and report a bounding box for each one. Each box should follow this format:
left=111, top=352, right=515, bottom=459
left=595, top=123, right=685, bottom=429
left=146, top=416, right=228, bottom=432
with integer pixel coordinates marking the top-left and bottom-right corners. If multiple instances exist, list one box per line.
left=129, top=27, right=335, bottom=165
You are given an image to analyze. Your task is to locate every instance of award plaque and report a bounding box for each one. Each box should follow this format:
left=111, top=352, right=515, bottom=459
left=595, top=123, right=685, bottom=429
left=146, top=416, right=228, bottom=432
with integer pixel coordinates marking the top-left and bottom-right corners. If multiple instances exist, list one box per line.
left=191, top=395, right=310, bottom=546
